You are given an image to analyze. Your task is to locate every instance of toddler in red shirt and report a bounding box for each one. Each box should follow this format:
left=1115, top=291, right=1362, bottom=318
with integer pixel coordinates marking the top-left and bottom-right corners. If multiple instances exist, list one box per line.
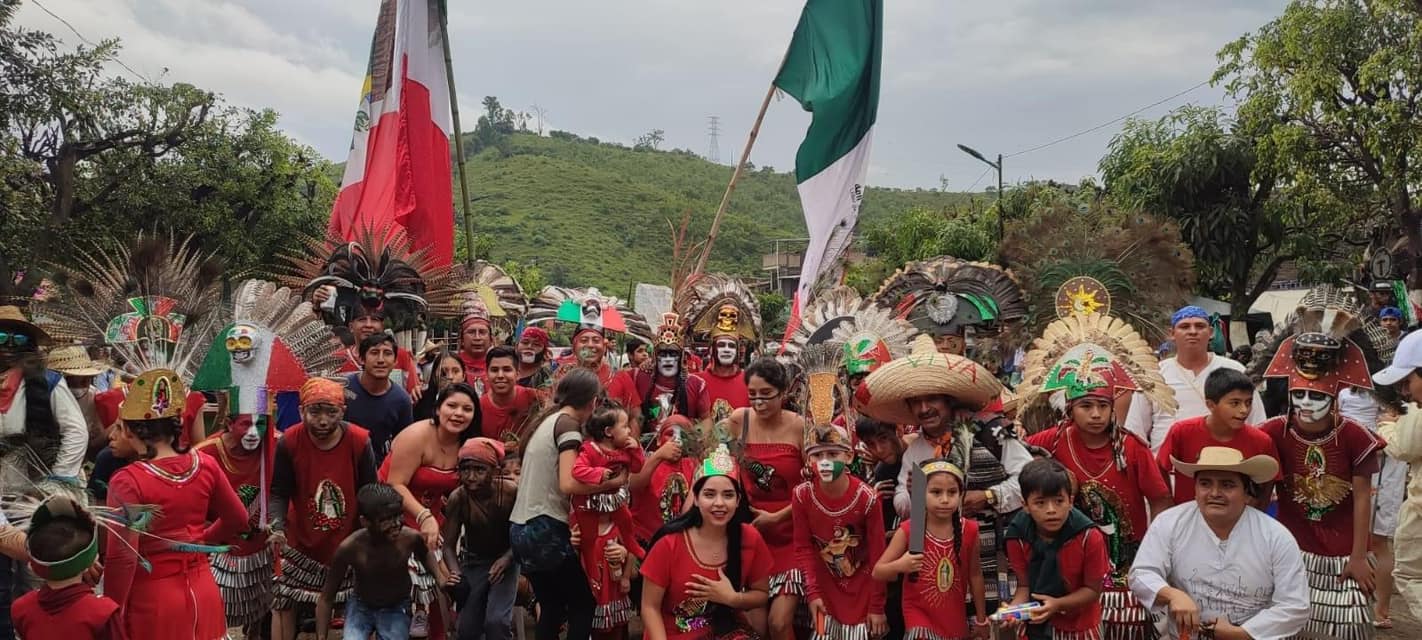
left=11, top=496, right=125, bottom=640
left=1156, top=368, right=1279, bottom=505
left=571, top=403, right=647, bottom=636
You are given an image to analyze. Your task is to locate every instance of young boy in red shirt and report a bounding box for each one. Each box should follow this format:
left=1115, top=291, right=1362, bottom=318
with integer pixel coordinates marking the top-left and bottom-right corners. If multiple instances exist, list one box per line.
left=1004, top=458, right=1109, bottom=640
left=11, top=496, right=125, bottom=640
left=1156, top=368, right=1279, bottom=505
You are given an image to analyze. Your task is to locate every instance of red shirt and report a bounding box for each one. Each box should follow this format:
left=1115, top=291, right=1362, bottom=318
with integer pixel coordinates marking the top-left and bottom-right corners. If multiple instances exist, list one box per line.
left=691, top=368, right=748, bottom=423
left=277, top=422, right=372, bottom=563
left=1006, top=525, right=1110, bottom=634
left=1156, top=416, right=1281, bottom=504
left=13, top=584, right=124, bottom=640
left=193, top=435, right=273, bottom=555
left=1261, top=416, right=1381, bottom=556
left=791, top=479, right=887, bottom=624
left=1027, top=425, right=1169, bottom=556
left=606, top=368, right=646, bottom=415
left=898, top=518, right=977, bottom=640
left=460, top=350, right=487, bottom=384
left=631, top=456, right=698, bottom=543
left=480, top=387, right=539, bottom=444
left=640, top=524, right=774, bottom=640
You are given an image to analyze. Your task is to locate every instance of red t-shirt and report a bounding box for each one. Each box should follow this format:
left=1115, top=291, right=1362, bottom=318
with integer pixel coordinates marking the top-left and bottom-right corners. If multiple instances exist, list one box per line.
left=791, top=479, right=886, bottom=624
left=1006, top=525, right=1110, bottom=635
left=1261, top=416, right=1381, bottom=556
left=606, top=368, right=646, bottom=415
left=640, top=524, right=774, bottom=640
left=278, top=423, right=372, bottom=563
left=691, top=368, right=749, bottom=423
left=1156, top=416, right=1281, bottom=504
left=480, top=387, right=539, bottom=445
left=631, top=457, right=698, bottom=543
left=898, top=518, right=977, bottom=640
left=1027, top=425, right=1170, bottom=551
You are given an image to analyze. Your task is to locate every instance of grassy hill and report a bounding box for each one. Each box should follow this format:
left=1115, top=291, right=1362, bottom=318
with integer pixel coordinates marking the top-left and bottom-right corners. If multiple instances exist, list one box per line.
left=449, top=131, right=974, bottom=291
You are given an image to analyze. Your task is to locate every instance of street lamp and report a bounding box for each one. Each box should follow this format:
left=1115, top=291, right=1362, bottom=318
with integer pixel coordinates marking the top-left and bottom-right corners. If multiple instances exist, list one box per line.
left=957, top=143, right=1004, bottom=262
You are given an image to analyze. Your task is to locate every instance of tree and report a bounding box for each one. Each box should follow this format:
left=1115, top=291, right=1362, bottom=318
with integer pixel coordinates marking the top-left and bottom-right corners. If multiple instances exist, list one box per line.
left=1099, top=105, right=1354, bottom=332
left=634, top=129, right=665, bottom=151
left=1214, top=0, right=1422, bottom=282
left=756, top=291, right=789, bottom=340
left=845, top=205, right=996, bottom=296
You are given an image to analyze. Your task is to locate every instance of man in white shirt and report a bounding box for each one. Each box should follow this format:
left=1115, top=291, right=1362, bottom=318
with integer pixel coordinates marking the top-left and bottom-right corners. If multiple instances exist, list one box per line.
left=1130, top=447, right=1309, bottom=640
left=1124, top=306, right=1266, bottom=451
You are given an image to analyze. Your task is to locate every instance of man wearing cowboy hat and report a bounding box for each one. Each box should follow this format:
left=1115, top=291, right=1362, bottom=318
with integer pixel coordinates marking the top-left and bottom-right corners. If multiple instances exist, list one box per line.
left=45, top=345, right=110, bottom=462
left=854, top=335, right=1033, bottom=609
left=1130, top=447, right=1308, bottom=640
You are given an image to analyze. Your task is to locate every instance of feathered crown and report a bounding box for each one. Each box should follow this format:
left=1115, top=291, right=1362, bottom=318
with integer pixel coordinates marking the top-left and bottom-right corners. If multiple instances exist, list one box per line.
left=786, top=286, right=917, bottom=377
left=1018, top=313, right=1176, bottom=421
left=448, top=261, right=526, bottom=341
left=38, top=233, right=226, bottom=379
left=1001, top=207, right=1195, bottom=342
left=279, top=225, right=453, bottom=332
left=798, top=342, right=847, bottom=427
left=919, top=458, right=965, bottom=481
left=525, top=286, right=654, bottom=344
left=677, top=273, right=761, bottom=344
left=871, top=256, right=1027, bottom=341
left=1256, top=286, right=1381, bottom=396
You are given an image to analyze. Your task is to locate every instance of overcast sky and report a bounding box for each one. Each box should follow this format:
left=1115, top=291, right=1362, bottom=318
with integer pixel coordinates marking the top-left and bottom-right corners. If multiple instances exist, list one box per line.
left=16, top=0, right=1289, bottom=190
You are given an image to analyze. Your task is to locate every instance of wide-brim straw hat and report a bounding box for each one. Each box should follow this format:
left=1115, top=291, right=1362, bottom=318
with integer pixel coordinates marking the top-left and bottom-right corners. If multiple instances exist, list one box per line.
left=0, top=305, right=49, bottom=346
left=46, top=345, right=108, bottom=377
left=1171, top=446, right=1278, bottom=485
left=853, top=334, right=1004, bottom=426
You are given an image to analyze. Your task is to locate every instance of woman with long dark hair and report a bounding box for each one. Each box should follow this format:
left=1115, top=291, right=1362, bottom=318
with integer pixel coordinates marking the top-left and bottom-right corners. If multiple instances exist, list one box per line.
left=414, top=349, right=467, bottom=421
left=640, top=443, right=772, bottom=639
left=510, top=368, right=629, bottom=640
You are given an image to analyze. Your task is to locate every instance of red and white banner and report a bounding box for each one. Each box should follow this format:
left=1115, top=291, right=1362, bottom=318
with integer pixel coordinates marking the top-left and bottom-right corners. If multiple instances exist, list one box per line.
left=329, top=0, right=455, bottom=267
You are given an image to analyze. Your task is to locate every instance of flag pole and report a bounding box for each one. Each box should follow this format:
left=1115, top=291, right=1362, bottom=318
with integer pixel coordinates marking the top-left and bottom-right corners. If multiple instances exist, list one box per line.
left=692, top=81, right=778, bottom=276
left=438, top=0, right=477, bottom=267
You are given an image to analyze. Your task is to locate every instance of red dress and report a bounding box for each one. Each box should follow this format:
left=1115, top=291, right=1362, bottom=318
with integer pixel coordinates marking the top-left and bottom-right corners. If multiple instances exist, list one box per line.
left=571, top=441, right=648, bottom=628
left=12, top=583, right=125, bottom=640
left=1260, top=416, right=1381, bottom=556
left=899, top=518, right=977, bottom=640
left=640, top=524, right=775, bottom=640
left=103, top=451, right=248, bottom=640
left=632, top=455, right=699, bottom=544
left=1156, top=416, right=1280, bottom=504
left=791, top=479, right=886, bottom=629
left=738, top=413, right=805, bottom=594
left=691, top=368, right=748, bottom=424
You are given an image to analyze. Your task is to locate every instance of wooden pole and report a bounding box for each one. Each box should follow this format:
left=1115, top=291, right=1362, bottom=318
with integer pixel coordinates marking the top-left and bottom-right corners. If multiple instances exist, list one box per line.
left=693, top=82, right=778, bottom=276
left=439, top=0, right=477, bottom=267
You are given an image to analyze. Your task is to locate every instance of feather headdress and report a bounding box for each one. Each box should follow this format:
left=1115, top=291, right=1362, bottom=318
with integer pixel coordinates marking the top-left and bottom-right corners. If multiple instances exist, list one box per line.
left=676, top=273, right=761, bottom=345
left=447, top=261, right=527, bottom=341
left=1250, top=285, right=1390, bottom=398
left=785, top=286, right=916, bottom=377
left=870, top=256, right=1027, bottom=342
left=38, top=232, right=225, bottom=379
left=1000, top=207, right=1194, bottom=342
left=278, top=225, right=453, bottom=332
left=1018, top=313, right=1176, bottom=419
left=525, top=286, right=654, bottom=345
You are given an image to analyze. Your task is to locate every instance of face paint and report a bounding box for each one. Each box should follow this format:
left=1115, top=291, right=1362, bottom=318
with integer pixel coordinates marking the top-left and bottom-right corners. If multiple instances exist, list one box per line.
left=1289, top=389, right=1334, bottom=423
left=714, top=339, right=738, bottom=366
left=520, top=353, right=537, bottom=364
left=816, top=458, right=846, bottom=482
left=231, top=415, right=268, bottom=452
left=657, top=353, right=680, bottom=378
left=577, top=347, right=600, bottom=365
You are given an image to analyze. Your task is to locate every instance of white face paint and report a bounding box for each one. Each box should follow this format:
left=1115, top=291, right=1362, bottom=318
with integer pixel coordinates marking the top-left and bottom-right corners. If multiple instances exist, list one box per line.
left=657, top=354, right=680, bottom=378
left=816, top=458, right=845, bottom=482
left=1290, top=389, right=1334, bottom=423
left=519, top=352, right=537, bottom=364
left=240, top=428, right=263, bottom=452
left=714, top=339, right=738, bottom=366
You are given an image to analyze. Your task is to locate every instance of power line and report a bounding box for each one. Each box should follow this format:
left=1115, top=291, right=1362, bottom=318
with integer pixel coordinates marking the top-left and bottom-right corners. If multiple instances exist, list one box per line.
left=1003, top=79, right=1212, bottom=159
left=30, top=0, right=151, bottom=83
left=965, top=166, right=992, bottom=193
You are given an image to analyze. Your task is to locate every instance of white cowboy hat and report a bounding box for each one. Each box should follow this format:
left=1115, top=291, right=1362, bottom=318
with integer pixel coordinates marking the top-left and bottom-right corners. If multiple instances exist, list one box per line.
left=1171, top=446, right=1278, bottom=484
left=853, top=334, right=1004, bottom=425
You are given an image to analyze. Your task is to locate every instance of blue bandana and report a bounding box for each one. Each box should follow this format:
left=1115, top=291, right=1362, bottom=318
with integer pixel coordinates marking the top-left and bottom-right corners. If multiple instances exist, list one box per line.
left=1381, top=306, right=1403, bottom=320
left=1171, top=306, right=1209, bottom=328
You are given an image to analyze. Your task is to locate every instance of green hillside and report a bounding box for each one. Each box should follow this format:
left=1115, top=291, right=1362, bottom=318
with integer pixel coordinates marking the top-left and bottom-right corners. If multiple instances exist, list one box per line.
left=451, top=131, right=973, bottom=290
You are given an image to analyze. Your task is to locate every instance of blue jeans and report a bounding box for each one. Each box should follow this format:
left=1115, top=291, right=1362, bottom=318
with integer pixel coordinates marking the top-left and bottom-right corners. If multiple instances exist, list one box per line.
left=344, top=595, right=411, bottom=640
left=457, top=558, right=520, bottom=640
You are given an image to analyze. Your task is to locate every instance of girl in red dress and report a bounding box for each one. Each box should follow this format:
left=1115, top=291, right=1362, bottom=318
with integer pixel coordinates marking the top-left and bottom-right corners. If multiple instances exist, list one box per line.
left=873, top=460, right=986, bottom=640
left=571, top=403, right=647, bottom=637
left=726, top=359, right=807, bottom=640
left=640, top=443, right=773, bottom=640
left=102, top=369, right=249, bottom=640
left=382, top=382, right=478, bottom=640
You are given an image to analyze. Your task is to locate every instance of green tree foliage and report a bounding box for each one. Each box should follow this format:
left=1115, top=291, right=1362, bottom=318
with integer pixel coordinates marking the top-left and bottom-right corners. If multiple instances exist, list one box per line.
left=756, top=291, right=788, bottom=340
left=1099, top=105, right=1350, bottom=320
left=1214, top=0, right=1421, bottom=281
left=0, top=0, right=333, bottom=296
left=634, top=129, right=665, bottom=151
left=845, top=204, right=996, bottom=296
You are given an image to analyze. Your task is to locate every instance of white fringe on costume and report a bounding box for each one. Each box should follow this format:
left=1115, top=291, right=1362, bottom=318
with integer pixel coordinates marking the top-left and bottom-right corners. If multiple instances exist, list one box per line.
left=1100, top=588, right=1157, bottom=640
left=272, top=545, right=352, bottom=609
left=593, top=596, right=634, bottom=630
left=408, top=554, right=439, bottom=606
left=1295, top=552, right=1374, bottom=640
left=211, top=548, right=273, bottom=627
left=903, top=629, right=964, bottom=640
left=768, top=568, right=805, bottom=598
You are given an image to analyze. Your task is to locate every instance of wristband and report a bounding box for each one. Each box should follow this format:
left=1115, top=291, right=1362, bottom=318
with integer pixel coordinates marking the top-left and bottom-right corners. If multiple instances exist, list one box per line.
left=416, top=509, right=433, bottom=525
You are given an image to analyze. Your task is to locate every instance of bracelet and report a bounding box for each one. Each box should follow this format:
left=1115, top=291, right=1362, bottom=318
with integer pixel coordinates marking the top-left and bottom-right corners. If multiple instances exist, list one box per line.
left=416, top=509, right=433, bottom=525
left=973, top=616, right=990, bottom=627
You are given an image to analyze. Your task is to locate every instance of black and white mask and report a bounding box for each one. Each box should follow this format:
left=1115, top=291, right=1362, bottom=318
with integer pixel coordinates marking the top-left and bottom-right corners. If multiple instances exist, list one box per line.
left=1289, top=389, right=1334, bottom=423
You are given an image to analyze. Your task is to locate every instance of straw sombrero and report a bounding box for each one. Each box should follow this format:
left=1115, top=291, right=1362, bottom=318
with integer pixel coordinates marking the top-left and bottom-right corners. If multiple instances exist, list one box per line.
left=1171, top=446, right=1278, bottom=484
left=45, top=346, right=108, bottom=377
left=0, top=305, right=49, bottom=346
left=853, top=334, right=1004, bottom=425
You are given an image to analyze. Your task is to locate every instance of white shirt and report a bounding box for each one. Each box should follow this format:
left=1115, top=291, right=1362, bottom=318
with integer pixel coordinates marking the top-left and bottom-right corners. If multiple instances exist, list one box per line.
left=893, top=429, right=1032, bottom=517
left=0, top=376, right=87, bottom=489
left=1129, top=503, right=1309, bottom=640
left=1123, top=354, right=1267, bottom=452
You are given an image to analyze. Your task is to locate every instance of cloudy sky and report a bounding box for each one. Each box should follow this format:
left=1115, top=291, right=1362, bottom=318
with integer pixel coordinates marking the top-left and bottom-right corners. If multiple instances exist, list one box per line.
left=16, top=0, right=1288, bottom=190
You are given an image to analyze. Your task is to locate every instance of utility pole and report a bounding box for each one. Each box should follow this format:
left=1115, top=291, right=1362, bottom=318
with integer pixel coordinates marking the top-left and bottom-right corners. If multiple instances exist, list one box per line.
left=707, top=115, right=722, bottom=164
left=957, top=143, right=1005, bottom=264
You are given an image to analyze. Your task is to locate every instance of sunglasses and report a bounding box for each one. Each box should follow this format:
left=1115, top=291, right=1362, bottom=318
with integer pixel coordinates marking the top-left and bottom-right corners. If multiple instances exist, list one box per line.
left=0, top=332, right=33, bottom=348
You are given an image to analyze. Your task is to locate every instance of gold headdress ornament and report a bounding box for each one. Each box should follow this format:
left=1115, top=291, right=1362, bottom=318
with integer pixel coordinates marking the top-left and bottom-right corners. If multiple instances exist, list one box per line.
left=696, top=442, right=739, bottom=482
left=785, top=286, right=917, bottom=378
left=871, top=256, right=1028, bottom=342
left=38, top=232, right=226, bottom=379
left=677, top=273, right=761, bottom=344
left=655, top=312, right=685, bottom=351
left=798, top=342, right=849, bottom=427
left=120, top=368, right=187, bottom=422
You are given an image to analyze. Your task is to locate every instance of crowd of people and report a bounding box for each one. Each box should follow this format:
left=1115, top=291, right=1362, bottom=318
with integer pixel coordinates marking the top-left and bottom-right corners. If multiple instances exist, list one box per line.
left=0, top=233, right=1419, bottom=640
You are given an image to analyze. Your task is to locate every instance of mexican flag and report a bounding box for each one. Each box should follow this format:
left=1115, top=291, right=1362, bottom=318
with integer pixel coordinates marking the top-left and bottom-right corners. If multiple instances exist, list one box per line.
left=776, top=0, right=882, bottom=307
left=328, top=0, right=455, bottom=267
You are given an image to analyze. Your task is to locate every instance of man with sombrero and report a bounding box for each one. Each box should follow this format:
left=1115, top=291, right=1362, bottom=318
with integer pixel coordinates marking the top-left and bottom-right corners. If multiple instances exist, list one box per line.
left=45, top=345, right=111, bottom=462
left=1129, top=447, right=1308, bottom=640
left=0, top=306, right=88, bottom=488
left=854, top=334, right=1033, bottom=610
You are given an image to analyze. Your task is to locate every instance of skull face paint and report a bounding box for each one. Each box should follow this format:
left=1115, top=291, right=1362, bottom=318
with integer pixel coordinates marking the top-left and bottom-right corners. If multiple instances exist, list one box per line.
left=1289, top=389, right=1334, bottom=423
left=713, top=337, right=738, bottom=367
left=656, top=353, right=680, bottom=378
left=816, top=459, right=846, bottom=483
left=225, top=324, right=260, bottom=365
